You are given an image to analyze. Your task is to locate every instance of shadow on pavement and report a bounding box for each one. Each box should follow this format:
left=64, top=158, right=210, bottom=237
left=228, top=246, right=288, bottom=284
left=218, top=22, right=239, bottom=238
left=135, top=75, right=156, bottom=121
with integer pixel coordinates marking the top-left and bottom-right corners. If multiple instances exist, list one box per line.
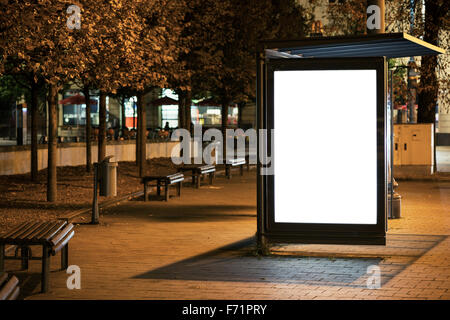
left=0, top=201, right=89, bottom=211
left=103, top=203, right=256, bottom=222
left=133, top=237, right=388, bottom=288
left=15, top=273, right=42, bottom=299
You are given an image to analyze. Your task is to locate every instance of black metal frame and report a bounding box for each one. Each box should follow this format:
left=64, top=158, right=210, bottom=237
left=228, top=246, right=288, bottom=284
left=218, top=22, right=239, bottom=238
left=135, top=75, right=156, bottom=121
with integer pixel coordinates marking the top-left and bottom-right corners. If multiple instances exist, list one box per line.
left=258, top=57, right=387, bottom=245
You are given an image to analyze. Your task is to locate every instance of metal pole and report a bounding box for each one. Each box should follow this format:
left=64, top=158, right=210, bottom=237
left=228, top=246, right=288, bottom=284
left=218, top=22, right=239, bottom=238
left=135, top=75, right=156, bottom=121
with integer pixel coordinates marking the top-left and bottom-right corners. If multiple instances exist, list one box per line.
left=92, top=163, right=99, bottom=224
left=390, top=69, right=394, bottom=221
left=256, top=51, right=263, bottom=253
left=256, top=50, right=268, bottom=255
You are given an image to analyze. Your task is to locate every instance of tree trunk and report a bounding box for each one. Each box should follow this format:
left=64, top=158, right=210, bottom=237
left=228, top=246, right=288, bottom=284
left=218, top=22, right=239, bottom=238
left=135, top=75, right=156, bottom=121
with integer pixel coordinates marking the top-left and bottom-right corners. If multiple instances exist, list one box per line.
left=83, top=88, right=92, bottom=172
left=47, top=85, right=58, bottom=202
left=30, top=84, right=39, bottom=182
left=237, top=102, right=245, bottom=128
left=98, top=92, right=107, bottom=163
left=221, top=100, right=230, bottom=159
left=184, top=90, right=192, bottom=132
left=178, top=91, right=186, bottom=129
left=221, top=101, right=229, bottom=136
left=137, top=92, right=146, bottom=177
left=417, top=0, right=441, bottom=123
left=136, top=98, right=140, bottom=166
left=135, top=97, right=140, bottom=166
left=121, top=97, right=126, bottom=130
left=133, top=102, right=136, bottom=129
left=417, top=56, right=438, bottom=123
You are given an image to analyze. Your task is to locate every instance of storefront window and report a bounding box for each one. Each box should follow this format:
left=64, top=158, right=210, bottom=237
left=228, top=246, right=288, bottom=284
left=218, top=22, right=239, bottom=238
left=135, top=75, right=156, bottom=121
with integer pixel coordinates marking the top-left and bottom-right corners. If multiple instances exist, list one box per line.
left=228, top=106, right=238, bottom=126
left=63, top=104, right=84, bottom=125
left=61, top=91, right=99, bottom=126
left=191, top=106, right=238, bottom=127
left=124, top=97, right=137, bottom=129
left=161, top=105, right=178, bottom=128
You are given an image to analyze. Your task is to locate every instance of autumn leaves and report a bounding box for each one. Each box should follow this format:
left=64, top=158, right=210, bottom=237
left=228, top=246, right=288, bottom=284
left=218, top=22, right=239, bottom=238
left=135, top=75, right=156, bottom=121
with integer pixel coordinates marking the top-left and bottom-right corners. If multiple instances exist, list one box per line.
left=0, top=0, right=308, bottom=201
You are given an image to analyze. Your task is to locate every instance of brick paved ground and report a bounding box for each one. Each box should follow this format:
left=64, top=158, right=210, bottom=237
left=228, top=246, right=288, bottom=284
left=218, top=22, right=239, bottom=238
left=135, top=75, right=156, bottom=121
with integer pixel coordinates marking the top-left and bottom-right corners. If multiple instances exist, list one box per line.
left=3, top=171, right=449, bottom=300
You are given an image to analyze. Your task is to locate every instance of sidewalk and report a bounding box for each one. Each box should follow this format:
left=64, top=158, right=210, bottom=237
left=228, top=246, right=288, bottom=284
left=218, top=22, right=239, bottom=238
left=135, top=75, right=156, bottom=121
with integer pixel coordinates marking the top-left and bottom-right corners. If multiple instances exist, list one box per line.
left=4, top=172, right=449, bottom=300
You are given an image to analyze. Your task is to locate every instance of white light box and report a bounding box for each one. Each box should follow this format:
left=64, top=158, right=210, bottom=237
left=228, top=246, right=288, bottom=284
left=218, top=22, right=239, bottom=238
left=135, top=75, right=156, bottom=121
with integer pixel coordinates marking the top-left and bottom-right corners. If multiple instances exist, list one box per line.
left=274, top=69, right=378, bottom=225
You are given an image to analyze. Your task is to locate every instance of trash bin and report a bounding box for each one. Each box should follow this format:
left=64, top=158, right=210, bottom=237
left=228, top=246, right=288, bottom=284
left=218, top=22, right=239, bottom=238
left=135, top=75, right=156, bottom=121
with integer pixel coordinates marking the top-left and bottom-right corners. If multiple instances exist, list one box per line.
left=388, top=178, right=401, bottom=219
left=388, top=192, right=401, bottom=219
left=99, top=156, right=118, bottom=197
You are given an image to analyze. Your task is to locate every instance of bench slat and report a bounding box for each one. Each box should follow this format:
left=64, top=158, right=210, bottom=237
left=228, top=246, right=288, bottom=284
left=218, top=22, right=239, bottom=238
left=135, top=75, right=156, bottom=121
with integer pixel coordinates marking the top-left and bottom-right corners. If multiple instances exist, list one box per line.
left=5, top=245, right=15, bottom=254
left=0, top=275, right=18, bottom=300
left=50, top=224, right=74, bottom=246
left=227, top=158, right=246, bottom=165
left=0, top=273, right=7, bottom=287
left=20, top=222, right=49, bottom=240
left=199, top=165, right=215, bottom=170
left=52, top=230, right=74, bottom=255
left=7, top=286, right=20, bottom=300
left=0, top=222, right=29, bottom=239
left=143, top=174, right=184, bottom=185
left=168, top=177, right=184, bottom=184
left=200, top=166, right=215, bottom=170
left=199, top=168, right=215, bottom=174
left=39, top=221, right=67, bottom=242
left=168, top=173, right=183, bottom=177
left=6, top=222, right=41, bottom=241
left=34, top=221, right=63, bottom=240
left=2, top=222, right=34, bottom=241
left=167, top=173, right=184, bottom=180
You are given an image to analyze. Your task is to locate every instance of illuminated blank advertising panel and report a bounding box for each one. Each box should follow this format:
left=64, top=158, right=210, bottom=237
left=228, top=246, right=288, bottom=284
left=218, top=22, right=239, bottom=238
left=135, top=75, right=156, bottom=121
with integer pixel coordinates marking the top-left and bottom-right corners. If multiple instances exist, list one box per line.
left=274, top=69, right=377, bottom=224
left=265, top=58, right=386, bottom=245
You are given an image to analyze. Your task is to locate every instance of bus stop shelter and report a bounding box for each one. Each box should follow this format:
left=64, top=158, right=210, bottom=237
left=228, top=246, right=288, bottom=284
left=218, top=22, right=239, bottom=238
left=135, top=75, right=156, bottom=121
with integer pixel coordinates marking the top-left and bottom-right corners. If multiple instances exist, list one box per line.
left=256, top=33, right=445, bottom=251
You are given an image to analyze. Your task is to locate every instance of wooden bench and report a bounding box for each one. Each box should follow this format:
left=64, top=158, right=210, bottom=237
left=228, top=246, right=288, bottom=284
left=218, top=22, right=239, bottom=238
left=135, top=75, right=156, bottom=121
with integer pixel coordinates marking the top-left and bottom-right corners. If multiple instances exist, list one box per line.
left=225, top=158, right=246, bottom=179
left=142, top=172, right=184, bottom=201
left=0, top=220, right=75, bottom=293
left=0, top=272, right=20, bottom=300
left=178, top=164, right=216, bottom=188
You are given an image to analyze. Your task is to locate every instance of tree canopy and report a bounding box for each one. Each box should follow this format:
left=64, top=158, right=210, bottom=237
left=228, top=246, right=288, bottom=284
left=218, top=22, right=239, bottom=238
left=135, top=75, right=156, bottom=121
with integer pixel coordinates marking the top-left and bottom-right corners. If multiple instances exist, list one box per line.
left=0, top=0, right=312, bottom=199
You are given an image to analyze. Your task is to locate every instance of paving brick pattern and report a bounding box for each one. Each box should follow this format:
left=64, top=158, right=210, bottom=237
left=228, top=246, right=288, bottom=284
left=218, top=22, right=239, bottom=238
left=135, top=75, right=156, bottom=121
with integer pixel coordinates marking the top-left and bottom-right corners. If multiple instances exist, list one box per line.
left=3, top=174, right=449, bottom=300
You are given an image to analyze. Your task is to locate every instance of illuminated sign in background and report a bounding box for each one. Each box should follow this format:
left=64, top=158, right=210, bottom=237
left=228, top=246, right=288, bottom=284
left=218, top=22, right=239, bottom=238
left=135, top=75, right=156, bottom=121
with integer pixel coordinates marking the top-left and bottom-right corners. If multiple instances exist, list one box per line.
left=274, top=70, right=378, bottom=225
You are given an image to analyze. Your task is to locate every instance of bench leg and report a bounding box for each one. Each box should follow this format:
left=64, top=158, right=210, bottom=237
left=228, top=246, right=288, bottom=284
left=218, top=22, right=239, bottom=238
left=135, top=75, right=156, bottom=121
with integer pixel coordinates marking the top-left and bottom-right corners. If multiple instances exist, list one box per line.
left=41, top=245, right=50, bottom=293
left=226, top=166, right=231, bottom=179
left=177, top=182, right=181, bottom=197
left=157, top=181, right=161, bottom=196
left=164, top=183, right=169, bottom=201
left=61, top=244, right=69, bottom=270
left=209, top=172, right=214, bottom=185
left=0, top=244, right=4, bottom=272
left=144, top=182, right=148, bottom=202
left=191, top=174, right=196, bottom=188
left=240, top=165, right=244, bottom=176
left=196, top=174, right=201, bottom=188
left=21, top=246, right=29, bottom=270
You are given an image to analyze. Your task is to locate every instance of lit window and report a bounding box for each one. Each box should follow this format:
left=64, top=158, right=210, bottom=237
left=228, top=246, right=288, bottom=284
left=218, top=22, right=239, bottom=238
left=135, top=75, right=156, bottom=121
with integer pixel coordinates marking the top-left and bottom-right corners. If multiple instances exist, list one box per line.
left=161, top=105, right=179, bottom=128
